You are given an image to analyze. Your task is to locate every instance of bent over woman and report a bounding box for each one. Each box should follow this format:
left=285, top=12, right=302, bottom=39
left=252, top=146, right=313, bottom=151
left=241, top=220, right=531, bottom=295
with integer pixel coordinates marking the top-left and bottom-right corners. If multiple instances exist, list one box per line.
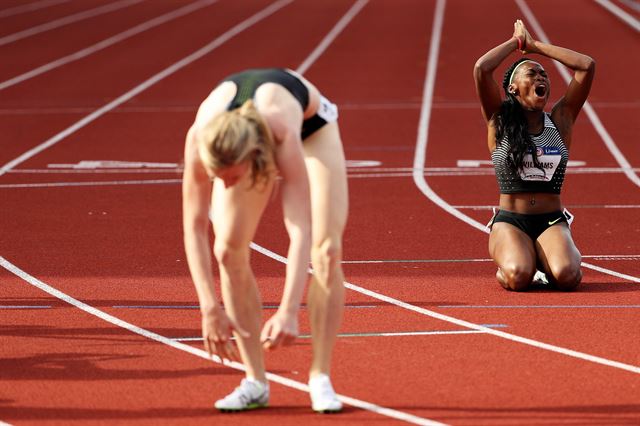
left=182, top=68, right=348, bottom=412
left=473, top=20, right=595, bottom=291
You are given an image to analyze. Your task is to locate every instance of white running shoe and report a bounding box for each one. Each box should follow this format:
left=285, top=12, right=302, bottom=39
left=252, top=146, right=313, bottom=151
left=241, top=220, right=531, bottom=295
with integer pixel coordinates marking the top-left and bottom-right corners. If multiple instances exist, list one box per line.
left=214, top=378, right=269, bottom=412
left=532, top=270, right=549, bottom=286
left=309, top=374, right=342, bottom=413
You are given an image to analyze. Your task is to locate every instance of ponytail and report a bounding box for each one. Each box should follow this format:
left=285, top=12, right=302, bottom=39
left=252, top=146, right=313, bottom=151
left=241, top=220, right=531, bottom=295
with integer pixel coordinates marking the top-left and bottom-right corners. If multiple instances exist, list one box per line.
left=495, top=58, right=544, bottom=175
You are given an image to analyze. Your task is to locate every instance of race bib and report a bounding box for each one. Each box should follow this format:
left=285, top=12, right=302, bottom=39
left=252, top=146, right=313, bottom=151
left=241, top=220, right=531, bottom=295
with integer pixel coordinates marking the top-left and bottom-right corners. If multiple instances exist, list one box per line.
left=518, top=146, right=561, bottom=181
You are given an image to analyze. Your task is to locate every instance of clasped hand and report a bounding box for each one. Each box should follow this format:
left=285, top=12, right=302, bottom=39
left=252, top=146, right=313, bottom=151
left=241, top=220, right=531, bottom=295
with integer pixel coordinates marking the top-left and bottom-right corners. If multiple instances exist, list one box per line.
left=513, top=19, right=536, bottom=54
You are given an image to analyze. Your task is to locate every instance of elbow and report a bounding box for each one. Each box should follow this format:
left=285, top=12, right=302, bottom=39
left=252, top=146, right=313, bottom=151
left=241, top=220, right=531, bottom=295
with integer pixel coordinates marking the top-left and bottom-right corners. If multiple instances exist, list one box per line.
left=582, top=56, right=595, bottom=74
left=473, top=59, right=489, bottom=77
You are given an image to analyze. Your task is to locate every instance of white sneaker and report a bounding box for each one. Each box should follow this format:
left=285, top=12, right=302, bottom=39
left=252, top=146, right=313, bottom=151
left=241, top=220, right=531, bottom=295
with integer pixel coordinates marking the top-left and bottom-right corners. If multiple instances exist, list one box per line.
left=214, top=378, right=269, bottom=412
left=309, top=374, right=342, bottom=413
left=532, top=270, right=549, bottom=286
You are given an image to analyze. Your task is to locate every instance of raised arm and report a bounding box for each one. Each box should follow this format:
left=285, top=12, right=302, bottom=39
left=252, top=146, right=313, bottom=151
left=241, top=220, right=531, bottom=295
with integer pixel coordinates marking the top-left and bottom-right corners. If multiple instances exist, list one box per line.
left=473, top=22, right=524, bottom=123
left=520, top=28, right=595, bottom=125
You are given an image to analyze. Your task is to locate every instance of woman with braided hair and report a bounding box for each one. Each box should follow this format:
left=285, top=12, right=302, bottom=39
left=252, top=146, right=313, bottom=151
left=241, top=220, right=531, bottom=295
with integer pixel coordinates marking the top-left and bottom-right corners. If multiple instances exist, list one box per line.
left=473, top=20, right=595, bottom=291
left=182, top=68, right=347, bottom=412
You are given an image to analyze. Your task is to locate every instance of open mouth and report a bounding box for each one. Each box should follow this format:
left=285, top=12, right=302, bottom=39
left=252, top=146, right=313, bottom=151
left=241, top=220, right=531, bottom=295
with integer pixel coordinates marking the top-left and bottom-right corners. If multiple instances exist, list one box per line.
left=534, top=84, right=547, bottom=97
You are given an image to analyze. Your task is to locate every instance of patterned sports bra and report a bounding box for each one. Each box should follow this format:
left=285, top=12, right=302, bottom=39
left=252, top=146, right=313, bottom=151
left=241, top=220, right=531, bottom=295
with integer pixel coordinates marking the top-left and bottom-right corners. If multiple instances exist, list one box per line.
left=492, top=113, right=569, bottom=194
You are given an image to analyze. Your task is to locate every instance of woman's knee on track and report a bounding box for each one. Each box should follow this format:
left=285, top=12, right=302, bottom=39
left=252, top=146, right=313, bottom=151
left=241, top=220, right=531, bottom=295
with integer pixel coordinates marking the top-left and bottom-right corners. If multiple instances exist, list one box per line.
left=498, top=263, right=535, bottom=291
left=548, top=263, right=582, bottom=291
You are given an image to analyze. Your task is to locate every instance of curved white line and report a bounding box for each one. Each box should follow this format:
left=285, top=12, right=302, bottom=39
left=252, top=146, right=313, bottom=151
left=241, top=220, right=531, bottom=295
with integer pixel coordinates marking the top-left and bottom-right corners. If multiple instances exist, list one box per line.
left=249, top=243, right=640, bottom=374
left=413, top=0, right=640, bottom=283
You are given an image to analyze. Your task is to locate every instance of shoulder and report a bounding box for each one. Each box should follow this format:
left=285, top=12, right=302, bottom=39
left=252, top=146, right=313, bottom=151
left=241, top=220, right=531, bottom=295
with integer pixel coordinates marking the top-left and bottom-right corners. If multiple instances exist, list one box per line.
left=255, top=89, right=304, bottom=144
left=193, top=81, right=237, bottom=128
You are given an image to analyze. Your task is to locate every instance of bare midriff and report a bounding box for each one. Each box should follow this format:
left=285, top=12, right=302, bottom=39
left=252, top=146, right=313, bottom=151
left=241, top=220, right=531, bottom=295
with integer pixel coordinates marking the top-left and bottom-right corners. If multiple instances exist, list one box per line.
left=498, top=192, right=562, bottom=214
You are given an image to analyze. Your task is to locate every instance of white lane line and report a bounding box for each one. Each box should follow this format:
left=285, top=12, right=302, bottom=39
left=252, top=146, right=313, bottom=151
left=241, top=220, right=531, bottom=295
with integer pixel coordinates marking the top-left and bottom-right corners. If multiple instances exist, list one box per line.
left=412, top=0, right=640, bottom=284
left=620, top=0, right=640, bottom=12
left=581, top=261, right=640, bottom=283
left=249, top=243, right=640, bottom=375
left=343, top=254, right=640, bottom=263
left=0, top=0, right=69, bottom=19
left=0, top=0, right=144, bottom=47
left=439, top=305, right=640, bottom=309
left=0, top=1, right=447, bottom=423
left=0, top=305, right=52, bottom=309
left=593, top=0, right=640, bottom=31
left=112, top=304, right=378, bottom=309
left=0, top=0, right=293, bottom=178
left=453, top=204, right=640, bottom=209
left=172, top=329, right=499, bottom=342
left=516, top=0, right=640, bottom=188
left=0, top=256, right=446, bottom=426
left=0, top=179, right=181, bottom=188
left=0, top=0, right=219, bottom=91
left=296, top=0, right=368, bottom=74
left=7, top=166, right=640, bottom=174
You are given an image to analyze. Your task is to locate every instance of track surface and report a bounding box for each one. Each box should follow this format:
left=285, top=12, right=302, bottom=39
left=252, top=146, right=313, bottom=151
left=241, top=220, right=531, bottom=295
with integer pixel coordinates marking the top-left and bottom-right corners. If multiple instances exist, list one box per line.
left=1, top=0, right=639, bottom=425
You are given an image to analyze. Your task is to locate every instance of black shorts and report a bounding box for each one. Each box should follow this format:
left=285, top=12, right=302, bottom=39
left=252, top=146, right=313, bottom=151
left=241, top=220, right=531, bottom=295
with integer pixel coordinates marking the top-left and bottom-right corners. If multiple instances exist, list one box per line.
left=487, top=209, right=573, bottom=241
left=301, top=95, right=338, bottom=140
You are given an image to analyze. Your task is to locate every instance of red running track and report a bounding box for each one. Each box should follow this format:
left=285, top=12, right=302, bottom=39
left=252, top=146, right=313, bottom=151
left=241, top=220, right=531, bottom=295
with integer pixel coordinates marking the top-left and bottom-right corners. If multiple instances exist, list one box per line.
left=1, top=0, right=639, bottom=425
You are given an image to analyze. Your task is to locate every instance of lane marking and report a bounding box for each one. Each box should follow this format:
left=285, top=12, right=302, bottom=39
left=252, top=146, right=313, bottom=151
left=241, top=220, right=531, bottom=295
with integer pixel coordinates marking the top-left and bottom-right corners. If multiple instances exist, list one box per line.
left=400, top=0, right=640, bottom=372
left=112, top=304, right=379, bottom=309
left=342, top=254, right=640, bottom=263
left=171, top=328, right=506, bottom=342
left=453, top=204, right=640, bottom=210
left=0, top=0, right=144, bottom=47
left=593, top=0, right=640, bottom=31
left=296, top=0, right=368, bottom=74
left=0, top=0, right=219, bottom=91
left=0, top=0, right=69, bottom=19
left=516, top=0, right=640, bottom=187
left=620, top=0, right=640, bottom=12
left=1, top=255, right=443, bottom=426
left=0, top=179, right=182, bottom=188
left=250, top=242, right=640, bottom=375
left=0, top=0, right=294, bottom=177
left=411, top=0, right=640, bottom=285
left=438, top=305, right=640, bottom=309
left=0, top=305, right=52, bottom=309
left=47, top=160, right=180, bottom=169
left=1, top=2, right=446, bottom=424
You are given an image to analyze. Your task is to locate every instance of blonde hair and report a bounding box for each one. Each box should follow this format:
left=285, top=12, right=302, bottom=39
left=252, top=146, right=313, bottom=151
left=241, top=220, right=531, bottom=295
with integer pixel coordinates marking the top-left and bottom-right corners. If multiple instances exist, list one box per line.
left=197, top=100, right=275, bottom=187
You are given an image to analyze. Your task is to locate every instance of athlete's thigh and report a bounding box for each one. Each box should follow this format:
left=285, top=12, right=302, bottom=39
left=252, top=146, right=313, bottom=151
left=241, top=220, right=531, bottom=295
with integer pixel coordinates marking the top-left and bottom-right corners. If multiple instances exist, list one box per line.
left=489, top=222, right=537, bottom=268
left=211, top=175, right=275, bottom=244
left=302, top=122, right=348, bottom=241
left=535, top=224, right=581, bottom=272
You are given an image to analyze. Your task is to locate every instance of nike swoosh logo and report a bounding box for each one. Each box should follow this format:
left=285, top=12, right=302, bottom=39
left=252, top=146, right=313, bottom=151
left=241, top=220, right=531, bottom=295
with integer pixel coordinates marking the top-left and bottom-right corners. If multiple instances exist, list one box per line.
left=548, top=217, right=563, bottom=225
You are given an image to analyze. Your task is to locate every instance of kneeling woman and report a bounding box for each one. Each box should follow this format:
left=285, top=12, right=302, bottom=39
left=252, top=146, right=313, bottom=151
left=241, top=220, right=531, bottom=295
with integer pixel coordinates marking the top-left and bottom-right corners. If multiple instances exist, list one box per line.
left=182, top=68, right=347, bottom=411
left=473, top=20, right=595, bottom=291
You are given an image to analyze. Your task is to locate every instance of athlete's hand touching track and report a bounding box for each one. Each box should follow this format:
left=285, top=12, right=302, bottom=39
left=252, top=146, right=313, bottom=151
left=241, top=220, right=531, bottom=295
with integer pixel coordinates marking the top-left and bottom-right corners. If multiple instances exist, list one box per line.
left=201, top=305, right=249, bottom=362
left=260, top=310, right=299, bottom=350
